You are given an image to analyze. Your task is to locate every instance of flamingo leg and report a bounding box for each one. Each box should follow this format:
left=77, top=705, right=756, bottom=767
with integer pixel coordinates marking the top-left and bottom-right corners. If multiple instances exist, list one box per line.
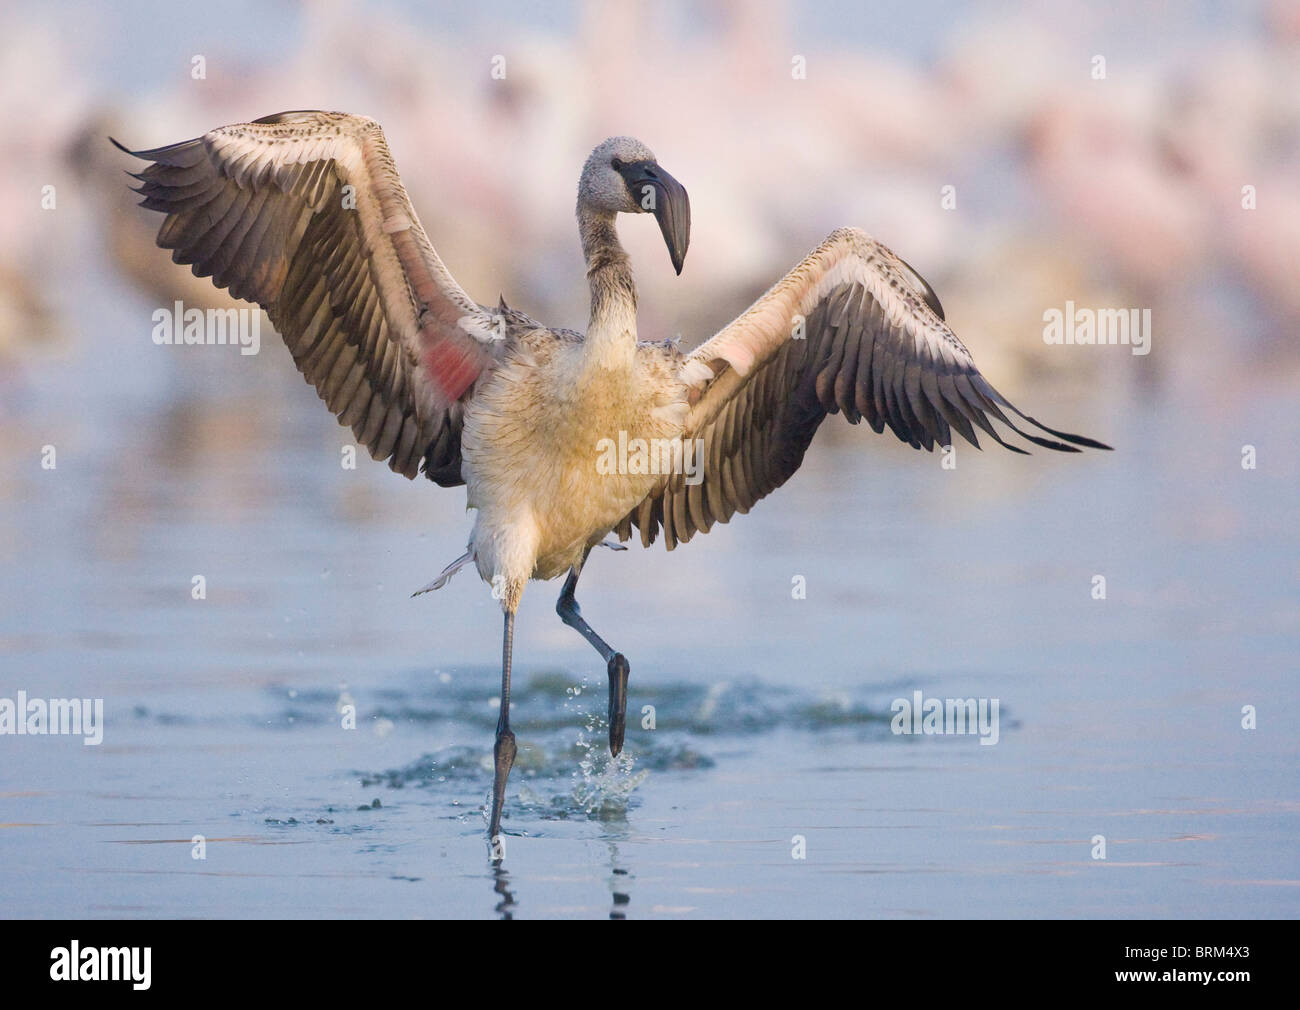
left=488, top=607, right=517, bottom=844
left=556, top=554, right=630, bottom=756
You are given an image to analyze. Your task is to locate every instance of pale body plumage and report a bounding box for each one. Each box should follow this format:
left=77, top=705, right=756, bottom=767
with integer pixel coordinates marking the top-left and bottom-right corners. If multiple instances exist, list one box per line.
left=463, top=327, right=688, bottom=590
left=117, top=111, right=1107, bottom=841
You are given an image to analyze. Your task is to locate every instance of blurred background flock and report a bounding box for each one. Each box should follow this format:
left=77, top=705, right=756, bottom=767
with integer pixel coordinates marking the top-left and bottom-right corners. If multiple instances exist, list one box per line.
left=3, top=0, right=1299, bottom=392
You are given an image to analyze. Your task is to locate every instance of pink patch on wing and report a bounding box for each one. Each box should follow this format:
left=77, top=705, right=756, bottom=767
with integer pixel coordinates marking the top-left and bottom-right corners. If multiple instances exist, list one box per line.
left=422, top=336, right=484, bottom=403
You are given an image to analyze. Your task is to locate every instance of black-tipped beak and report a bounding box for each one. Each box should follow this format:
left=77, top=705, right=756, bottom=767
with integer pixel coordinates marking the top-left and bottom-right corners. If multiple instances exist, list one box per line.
left=618, top=160, right=691, bottom=274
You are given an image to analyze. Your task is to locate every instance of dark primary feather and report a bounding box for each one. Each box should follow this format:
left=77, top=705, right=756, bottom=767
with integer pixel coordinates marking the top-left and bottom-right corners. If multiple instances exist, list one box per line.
left=112, top=111, right=477, bottom=484
left=618, top=266, right=1110, bottom=551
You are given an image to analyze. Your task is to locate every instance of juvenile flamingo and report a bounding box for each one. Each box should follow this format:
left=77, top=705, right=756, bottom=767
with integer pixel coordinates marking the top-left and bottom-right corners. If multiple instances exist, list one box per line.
left=115, top=111, right=1108, bottom=840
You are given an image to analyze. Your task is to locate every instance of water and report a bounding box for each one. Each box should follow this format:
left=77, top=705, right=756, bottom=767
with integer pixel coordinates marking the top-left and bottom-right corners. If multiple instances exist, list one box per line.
left=2, top=245, right=1298, bottom=917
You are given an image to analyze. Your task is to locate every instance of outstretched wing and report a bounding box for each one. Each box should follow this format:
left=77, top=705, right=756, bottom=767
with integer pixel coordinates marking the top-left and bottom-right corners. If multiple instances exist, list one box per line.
left=616, top=227, right=1109, bottom=549
left=114, top=110, right=502, bottom=482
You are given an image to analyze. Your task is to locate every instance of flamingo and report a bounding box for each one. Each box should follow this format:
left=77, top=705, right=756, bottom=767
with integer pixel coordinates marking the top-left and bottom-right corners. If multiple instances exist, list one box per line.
left=114, top=111, right=1108, bottom=841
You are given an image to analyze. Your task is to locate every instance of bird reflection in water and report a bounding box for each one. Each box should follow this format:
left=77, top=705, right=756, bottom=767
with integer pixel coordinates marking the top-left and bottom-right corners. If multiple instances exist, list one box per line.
left=607, top=840, right=632, bottom=920
left=490, top=862, right=516, bottom=920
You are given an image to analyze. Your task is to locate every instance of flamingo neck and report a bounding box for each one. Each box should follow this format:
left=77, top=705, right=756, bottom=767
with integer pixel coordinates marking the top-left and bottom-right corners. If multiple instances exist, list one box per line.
left=579, top=205, right=638, bottom=370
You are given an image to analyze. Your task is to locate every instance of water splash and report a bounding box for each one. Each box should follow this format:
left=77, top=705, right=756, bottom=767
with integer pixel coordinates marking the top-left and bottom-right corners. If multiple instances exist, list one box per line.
left=321, top=672, right=904, bottom=822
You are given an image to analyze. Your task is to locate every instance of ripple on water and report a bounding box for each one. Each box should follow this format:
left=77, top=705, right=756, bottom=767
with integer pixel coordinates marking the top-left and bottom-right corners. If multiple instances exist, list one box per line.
left=329, top=672, right=904, bottom=823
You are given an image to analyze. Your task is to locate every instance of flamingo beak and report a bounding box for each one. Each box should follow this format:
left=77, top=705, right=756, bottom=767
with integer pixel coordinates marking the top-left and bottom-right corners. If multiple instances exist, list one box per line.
left=619, top=160, right=691, bottom=275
